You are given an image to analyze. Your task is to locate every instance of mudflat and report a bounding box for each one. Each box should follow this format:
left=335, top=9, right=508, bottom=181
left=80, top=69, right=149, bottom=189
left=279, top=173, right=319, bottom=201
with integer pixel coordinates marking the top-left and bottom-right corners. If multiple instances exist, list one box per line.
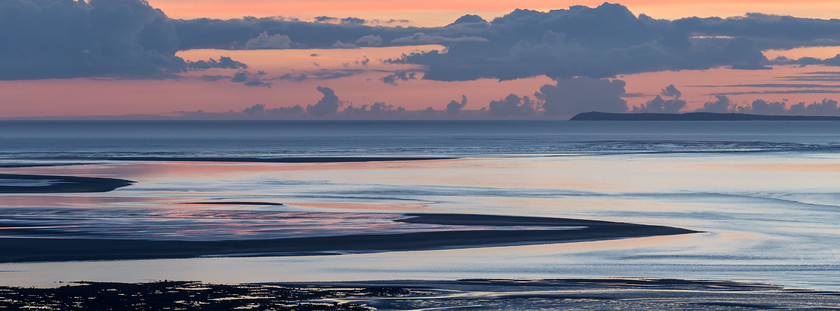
left=2, top=278, right=838, bottom=310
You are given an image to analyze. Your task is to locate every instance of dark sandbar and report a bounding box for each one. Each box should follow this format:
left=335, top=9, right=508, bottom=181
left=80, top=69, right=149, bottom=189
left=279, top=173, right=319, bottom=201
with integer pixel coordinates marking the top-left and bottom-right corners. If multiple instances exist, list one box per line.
left=0, top=213, right=698, bottom=263
left=181, top=201, right=285, bottom=206
left=0, top=162, right=93, bottom=168
left=0, top=174, right=133, bottom=193
left=399, top=213, right=649, bottom=227
left=100, top=156, right=456, bottom=163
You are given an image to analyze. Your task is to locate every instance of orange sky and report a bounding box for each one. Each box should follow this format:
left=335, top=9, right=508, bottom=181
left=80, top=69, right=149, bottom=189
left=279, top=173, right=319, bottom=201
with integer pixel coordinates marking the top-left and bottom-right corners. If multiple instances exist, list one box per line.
left=150, top=0, right=840, bottom=24
left=2, top=45, right=838, bottom=119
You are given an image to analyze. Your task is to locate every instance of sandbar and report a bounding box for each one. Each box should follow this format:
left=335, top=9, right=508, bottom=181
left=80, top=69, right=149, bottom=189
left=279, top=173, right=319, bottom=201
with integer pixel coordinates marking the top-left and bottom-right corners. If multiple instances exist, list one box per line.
left=97, top=156, right=454, bottom=163
left=0, top=174, right=133, bottom=193
left=0, top=213, right=698, bottom=263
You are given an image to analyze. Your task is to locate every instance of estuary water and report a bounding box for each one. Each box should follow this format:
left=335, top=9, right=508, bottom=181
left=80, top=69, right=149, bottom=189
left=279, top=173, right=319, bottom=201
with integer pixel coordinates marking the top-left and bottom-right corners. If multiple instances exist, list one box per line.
left=1, top=120, right=839, bottom=290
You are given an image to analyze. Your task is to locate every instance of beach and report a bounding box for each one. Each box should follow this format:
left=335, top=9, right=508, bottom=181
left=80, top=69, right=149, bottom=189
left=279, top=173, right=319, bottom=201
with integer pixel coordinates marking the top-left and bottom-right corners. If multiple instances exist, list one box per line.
left=1, top=120, right=840, bottom=308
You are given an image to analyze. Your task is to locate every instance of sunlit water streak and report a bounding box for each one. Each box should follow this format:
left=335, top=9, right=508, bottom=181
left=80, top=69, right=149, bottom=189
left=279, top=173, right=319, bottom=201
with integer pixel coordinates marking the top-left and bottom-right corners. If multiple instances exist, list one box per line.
left=0, top=121, right=839, bottom=290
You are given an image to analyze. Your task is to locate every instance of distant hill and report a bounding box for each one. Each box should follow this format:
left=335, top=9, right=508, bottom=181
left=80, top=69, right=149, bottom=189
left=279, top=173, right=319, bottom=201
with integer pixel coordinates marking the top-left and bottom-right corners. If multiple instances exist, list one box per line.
left=570, top=112, right=840, bottom=121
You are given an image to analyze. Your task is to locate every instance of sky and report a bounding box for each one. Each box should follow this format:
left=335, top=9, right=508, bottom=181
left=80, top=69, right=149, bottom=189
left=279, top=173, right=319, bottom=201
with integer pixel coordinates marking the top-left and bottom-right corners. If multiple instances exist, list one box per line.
left=150, top=0, right=840, bottom=24
left=3, top=0, right=840, bottom=119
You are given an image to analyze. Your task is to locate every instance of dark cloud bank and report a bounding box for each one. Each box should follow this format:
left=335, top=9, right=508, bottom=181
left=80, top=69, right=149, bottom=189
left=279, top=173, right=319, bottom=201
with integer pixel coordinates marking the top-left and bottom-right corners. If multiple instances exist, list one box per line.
left=11, top=0, right=840, bottom=81
left=0, top=0, right=251, bottom=80
left=0, top=0, right=183, bottom=79
left=169, top=3, right=840, bottom=82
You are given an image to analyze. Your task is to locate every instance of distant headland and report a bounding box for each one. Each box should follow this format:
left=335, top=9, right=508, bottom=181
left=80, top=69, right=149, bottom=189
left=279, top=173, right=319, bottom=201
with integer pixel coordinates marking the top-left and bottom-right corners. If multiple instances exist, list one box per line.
left=570, top=112, right=840, bottom=121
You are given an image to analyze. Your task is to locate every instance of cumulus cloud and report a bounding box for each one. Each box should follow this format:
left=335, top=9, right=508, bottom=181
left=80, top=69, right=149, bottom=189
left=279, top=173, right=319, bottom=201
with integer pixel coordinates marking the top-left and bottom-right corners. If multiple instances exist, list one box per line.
left=314, top=16, right=337, bottom=23
left=201, top=75, right=229, bottom=82
left=385, top=19, right=411, bottom=24
left=0, top=0, right=184, bottom=79
left=446, top=95, right=468, bottom=115
left=276, top=73, right=308, bottom=82
left=308, top=86, right=342, bottom=116
left=174, top=17, right=356, bottom=50
left=331, top=41, right=358, bottom=48
left=355, top=56, right=370, bottom=66
left=311, top=69, right=364, bottom=79
left=633, top=84, right=686, bottom=113
left=272, top=69, right=366, bottom=82
left=242, top=104, right=266, bottom=115
left=739, top=99, right=787, bottom=114
left=232, top=70, right=271, bottom=87
left=390, top=32, right=489, bottom=45
left=271, top=105, right=305, bottom=114
left=355, top=35, right=383, bottom=46
left=767, top=53, right=840, bottom=70
left=633, top=95, right=686, bottom=113
left=488, top=94, right=535, bottom=117
left=447, top=14, right=488, bottom=26
left=381, top=70, right=417, bottom=85
left=244, top=32, right=295, bottom=49
left=696, top=95, right=734, bottom=112
left=798, top=98, right=839, bottom=115
left=242, top=104, right=303, bottom=115
left=536, top=78, right=628, bottom=115
left=660, top=84, right=682, bottom=98
left=341, top=17, right=365, bottom=25
left=187, top=56, right=247, bottom=70
left=344, top=102, right=405, bottom=114
left=721, top=98, right=840, bottom=115
left=676, top=13, right=840, bottom=50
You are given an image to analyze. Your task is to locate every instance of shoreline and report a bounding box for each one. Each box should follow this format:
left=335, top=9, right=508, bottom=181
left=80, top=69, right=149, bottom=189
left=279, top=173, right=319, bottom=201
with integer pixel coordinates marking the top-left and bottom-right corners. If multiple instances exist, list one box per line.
left=1, top=278, right=837, bottom=310
left=0, top=213, right=698, bottom=263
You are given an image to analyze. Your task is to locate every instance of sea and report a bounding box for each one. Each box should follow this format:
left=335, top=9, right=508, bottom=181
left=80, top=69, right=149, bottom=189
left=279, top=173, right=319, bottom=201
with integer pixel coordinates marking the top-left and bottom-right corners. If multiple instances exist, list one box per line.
left=1, top=120, right=839, bottom=290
